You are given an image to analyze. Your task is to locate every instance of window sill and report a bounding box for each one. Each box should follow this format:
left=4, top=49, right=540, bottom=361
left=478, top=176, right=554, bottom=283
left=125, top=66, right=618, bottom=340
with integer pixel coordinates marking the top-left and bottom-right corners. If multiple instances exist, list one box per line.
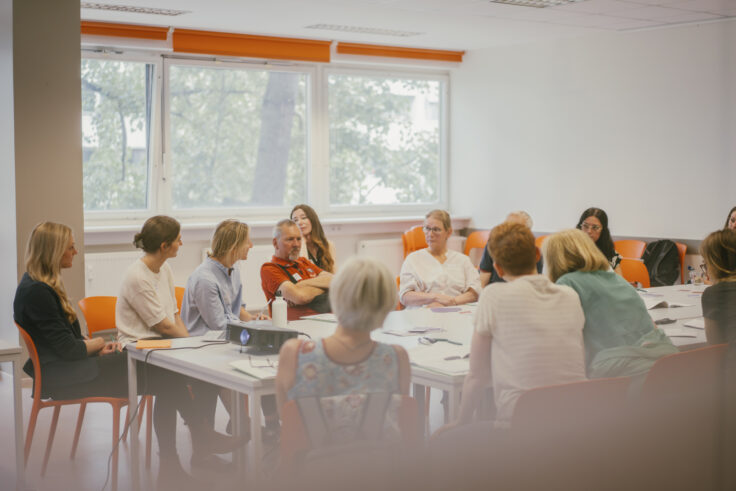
left=84, top=215, right=472, bottom=246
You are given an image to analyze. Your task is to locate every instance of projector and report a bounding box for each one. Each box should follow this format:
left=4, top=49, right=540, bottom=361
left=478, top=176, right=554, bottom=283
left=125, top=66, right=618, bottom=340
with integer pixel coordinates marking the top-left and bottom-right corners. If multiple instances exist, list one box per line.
left=226, top=320, right=298, bottom=354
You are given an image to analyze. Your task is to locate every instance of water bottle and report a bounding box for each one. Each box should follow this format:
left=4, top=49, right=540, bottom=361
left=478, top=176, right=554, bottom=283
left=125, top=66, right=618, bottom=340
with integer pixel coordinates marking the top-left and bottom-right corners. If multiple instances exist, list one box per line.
left=687, top=265, right=696, bottom=285
left=272, top=292, right=287, bottom=328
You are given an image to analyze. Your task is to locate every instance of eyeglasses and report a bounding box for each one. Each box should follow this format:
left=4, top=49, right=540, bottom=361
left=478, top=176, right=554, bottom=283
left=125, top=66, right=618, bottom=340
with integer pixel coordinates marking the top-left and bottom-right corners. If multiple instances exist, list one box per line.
left=700, top=263, right=707, bottom=275
left=423, top=226, right=444, bottom=234
left=581, top=223, right=602, bottom=232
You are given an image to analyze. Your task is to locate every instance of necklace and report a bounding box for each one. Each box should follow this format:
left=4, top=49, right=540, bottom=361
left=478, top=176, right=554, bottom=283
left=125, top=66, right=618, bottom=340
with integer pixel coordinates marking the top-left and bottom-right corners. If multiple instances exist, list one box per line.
left=329, top=335, right=374, bottom=351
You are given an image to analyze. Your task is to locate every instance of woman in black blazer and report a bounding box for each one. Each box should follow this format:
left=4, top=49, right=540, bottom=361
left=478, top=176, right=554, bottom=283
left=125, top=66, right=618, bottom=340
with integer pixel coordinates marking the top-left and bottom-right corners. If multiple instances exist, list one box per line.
left=13, top=221, right=239, bottom=484
left=13, top=222, right=123, bottom=397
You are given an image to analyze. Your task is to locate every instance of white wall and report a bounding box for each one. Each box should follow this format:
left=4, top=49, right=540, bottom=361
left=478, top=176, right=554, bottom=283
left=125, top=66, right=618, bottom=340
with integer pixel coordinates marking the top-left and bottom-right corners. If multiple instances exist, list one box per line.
left=451, top=20, right=736, bottom=240
left=0, top=0, right=17, bottom=342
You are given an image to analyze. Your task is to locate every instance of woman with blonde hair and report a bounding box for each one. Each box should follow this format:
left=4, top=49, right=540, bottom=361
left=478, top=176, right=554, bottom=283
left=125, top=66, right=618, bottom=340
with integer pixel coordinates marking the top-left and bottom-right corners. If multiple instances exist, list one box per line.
left=399, top=209, right=480, bottom=307
left=291, top=204, right=337, bottom=273
left=14, top=222, right=122, bottom=398
left=544, top=229, right=676, bottom=378
left=700, top=229, right=736, bottom=344
left=276, top=256, right=410, bottom=409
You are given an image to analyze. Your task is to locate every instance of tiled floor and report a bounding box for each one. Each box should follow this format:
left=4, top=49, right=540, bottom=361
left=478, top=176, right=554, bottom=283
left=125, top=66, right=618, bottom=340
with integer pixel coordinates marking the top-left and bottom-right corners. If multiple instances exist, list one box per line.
left=0, top=370, right=244, bottom=491
left=0, top=369, right=449, bottom=490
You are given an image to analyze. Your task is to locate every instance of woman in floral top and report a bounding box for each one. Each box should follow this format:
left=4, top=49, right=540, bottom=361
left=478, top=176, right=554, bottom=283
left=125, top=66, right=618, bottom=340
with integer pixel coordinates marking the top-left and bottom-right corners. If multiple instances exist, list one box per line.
left=275, top=256, right=410, bottom=410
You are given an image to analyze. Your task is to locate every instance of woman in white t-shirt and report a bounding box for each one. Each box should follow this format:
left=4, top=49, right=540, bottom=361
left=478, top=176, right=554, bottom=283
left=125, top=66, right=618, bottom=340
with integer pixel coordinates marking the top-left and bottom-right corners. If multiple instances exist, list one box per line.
left=117, top=216, right=239, bottom=484
left=399, top=209, right=481, bottom=308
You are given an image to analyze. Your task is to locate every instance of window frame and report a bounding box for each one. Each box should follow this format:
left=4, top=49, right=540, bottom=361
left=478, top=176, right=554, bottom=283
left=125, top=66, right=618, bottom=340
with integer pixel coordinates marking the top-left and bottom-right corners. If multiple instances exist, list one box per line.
left=81, top=49, right=450, bottom=227
left=81, top=50, right=163, bottom=224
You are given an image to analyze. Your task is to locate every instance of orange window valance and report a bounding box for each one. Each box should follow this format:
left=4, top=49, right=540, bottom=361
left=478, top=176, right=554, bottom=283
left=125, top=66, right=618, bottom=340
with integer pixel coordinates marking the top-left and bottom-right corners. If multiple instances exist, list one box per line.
left=172, top=29, right=331, bottom=63
left=337, top=43, right=464, bottom=63
left=81, top=21, right=169, bottom=40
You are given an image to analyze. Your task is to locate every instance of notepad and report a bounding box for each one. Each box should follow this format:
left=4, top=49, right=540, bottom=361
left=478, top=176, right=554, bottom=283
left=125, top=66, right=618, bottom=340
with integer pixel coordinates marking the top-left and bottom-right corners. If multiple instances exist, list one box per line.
left=683, top=317, right=705, bottom=329
left=430, top=307, right=462, bottom=313
left=135, top=339, right=172, bottom=349
left=643, top=298, right=693, bottom=310
left=661, top=327, right=698, bottom=338
left=230, top=359, right=278, bottom=379
left=408, top=344, right=470, bottom=375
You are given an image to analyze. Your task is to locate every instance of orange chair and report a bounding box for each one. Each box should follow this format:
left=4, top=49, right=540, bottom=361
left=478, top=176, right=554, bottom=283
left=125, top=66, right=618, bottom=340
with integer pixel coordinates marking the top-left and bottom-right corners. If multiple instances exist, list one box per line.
left=77, top=297, right=153, bottom=469
left=675, top=242, right=687, bottom=284
left=534, top=235, right=548, bottom=249
left=614, top=240, right=647, bottom=259
left=17, top=324, right=133, bottom=487
left=175, top=286, right=185, bottom=311
left=641, top=344, right=726, bottom=400
left=512, top=377, right=631, bottom=432
left=402, top=226, right=427, bottom=258
left=464, top=230, right=490, bottom=257
left=395, top=276, right=403, bottom=311
left=620, top=258, right=650, bottom=288
left=280, top=394, right=418, bottom=470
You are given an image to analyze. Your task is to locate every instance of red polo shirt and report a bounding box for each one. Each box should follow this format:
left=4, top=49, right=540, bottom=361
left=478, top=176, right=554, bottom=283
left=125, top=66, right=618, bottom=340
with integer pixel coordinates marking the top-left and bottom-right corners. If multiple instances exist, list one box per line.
left=260, top=256, right=324, bottom=321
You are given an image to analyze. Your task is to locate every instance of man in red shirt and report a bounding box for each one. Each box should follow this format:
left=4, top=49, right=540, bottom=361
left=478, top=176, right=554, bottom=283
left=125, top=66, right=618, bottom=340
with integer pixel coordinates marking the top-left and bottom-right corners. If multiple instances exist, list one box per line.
left=261, top=219, right=333, bottom=321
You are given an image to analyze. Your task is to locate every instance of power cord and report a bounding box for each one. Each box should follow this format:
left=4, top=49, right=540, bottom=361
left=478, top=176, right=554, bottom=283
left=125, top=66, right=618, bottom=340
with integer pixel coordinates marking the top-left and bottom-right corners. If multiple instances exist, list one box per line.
left=99, top=341, right=229, bottom=491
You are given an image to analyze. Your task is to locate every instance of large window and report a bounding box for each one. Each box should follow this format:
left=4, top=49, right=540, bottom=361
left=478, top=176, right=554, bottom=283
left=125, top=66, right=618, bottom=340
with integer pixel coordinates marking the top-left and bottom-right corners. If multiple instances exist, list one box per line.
left=168, top=64, right=308, bottom=209
left=81, top=59, right=154, bottom=212
left=328, top=73, right=442, bottom=206
left=82, top=54, right=447, bottom=222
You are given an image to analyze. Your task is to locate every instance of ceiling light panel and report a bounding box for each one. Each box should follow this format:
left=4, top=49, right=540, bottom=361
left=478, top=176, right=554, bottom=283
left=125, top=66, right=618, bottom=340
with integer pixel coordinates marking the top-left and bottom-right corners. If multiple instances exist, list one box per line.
left=304, top=24, right=423, bottom=37
left=490, top=0, right=589, bottom=8
left=81, top=3, right=191, bottom=16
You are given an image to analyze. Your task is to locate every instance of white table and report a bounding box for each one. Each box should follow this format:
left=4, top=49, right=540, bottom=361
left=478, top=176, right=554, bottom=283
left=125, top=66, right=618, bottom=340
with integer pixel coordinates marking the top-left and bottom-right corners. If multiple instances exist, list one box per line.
left=126, top=339, right=277, bottom=490
left=0, top=340, right=25, bottom=491
left=640, top=284, right=708, bottom=348
left=294, top=307, right=475, bottom=430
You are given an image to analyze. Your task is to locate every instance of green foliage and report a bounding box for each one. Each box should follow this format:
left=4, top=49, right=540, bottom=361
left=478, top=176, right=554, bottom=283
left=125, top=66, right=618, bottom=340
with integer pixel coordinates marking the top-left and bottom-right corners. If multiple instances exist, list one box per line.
left=328, top=75, right=440, bottom=205
left=169, top=66, right=306, bottom=209
left=81, top=59, right=150, bottom=211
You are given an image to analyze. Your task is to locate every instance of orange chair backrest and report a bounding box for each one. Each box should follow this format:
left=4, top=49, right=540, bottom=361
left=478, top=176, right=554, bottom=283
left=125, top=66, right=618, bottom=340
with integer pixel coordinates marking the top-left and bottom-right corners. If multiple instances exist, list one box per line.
left=464, top=230, right=490, bottom=257
left=511, top=376, right=630, bottom=433
left=402, top=226, right=427, bottom=258
left=620, top=258, right=650, bottom=288
left=534, top=235, right=548, bottom=249
left=675, top=242, right=687, bottom=284
left=614, top=240, right=647, bottom=259
left=78, top=296, right=117, bottom=336
left=16, top=323, right=45, bottom=402
left=175, top=286, right=185, bottom=311
left=641, top=344, right=727, bottom=400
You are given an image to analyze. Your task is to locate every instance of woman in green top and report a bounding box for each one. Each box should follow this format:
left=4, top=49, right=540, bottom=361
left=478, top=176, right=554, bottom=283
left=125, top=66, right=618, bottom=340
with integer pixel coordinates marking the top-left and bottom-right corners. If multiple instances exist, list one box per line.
left=544, top=229, right=677, bottom=378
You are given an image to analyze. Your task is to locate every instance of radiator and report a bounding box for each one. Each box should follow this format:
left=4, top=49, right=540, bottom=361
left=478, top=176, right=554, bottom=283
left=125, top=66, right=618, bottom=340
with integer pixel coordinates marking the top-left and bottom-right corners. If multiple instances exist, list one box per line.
left=203, top=245, right=273, bottom=311
left=85, top=251, right=141, bottom=297
left=356, top=236, right=465, bottom=275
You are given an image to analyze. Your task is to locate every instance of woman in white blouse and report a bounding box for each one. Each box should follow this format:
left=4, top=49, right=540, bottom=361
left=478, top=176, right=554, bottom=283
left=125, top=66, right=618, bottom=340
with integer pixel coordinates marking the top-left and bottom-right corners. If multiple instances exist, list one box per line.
left=400, top=209, right=481, bottom=308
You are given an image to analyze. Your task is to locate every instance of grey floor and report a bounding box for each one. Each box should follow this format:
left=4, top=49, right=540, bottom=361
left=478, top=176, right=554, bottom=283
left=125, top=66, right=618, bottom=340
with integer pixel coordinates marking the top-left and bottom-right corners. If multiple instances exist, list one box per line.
left=0, top=369, right=448, bottom=490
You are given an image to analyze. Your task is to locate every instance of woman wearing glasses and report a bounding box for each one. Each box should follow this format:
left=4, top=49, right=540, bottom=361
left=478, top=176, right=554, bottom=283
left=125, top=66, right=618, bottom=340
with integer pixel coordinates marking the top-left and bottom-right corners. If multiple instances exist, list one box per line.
left=399, top=209, right=480, bottom=308
left=577, top=207, right=623, bottom=276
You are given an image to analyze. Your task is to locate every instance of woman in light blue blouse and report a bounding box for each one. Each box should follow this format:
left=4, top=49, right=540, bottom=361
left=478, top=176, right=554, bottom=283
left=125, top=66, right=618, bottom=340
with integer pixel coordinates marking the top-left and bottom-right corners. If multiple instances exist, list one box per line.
left=544, top=229, right=677, bottom=378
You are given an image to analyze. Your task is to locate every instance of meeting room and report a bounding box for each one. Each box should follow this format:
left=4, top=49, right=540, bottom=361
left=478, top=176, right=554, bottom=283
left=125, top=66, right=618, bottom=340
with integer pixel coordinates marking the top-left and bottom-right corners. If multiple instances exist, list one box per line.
left=1, top=0, right=735, bottom=490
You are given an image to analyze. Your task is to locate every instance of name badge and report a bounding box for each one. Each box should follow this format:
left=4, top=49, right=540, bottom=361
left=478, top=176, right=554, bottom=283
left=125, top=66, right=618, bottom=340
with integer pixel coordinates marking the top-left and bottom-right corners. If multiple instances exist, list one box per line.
left=292, top=273, right=302, bottom=281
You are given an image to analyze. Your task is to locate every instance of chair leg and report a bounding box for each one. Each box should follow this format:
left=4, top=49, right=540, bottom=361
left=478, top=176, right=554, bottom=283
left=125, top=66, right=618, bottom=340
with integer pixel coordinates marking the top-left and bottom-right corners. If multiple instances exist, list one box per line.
left=111, top=404, right=121, bottom=491
left=70, top=402, right=87, bottom=459
left=24, top=402, right=40, bottom=465
left=425, top=390, right=431, bottom=434
left=145, top=396, right=153, bottom=469
left=41, top=406, right=61, bottom=477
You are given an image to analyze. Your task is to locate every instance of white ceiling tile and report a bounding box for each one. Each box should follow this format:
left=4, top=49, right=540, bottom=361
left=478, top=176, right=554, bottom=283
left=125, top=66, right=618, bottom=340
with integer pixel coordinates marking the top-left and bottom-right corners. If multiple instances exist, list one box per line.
left=549, top=0, right=646, bottom=14
left=658, top=11, right=724, bottom=21
left=666, top=0, right=736, bottom=13
left=599, top=16, right=663, bottom=28
left=618, top=5, right=696, bottom=19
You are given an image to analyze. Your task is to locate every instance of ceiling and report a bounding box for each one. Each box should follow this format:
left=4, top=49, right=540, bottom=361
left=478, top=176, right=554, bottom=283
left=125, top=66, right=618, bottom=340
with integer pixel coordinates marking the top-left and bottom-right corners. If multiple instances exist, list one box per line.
left=80, top=0, right=736, bottom=51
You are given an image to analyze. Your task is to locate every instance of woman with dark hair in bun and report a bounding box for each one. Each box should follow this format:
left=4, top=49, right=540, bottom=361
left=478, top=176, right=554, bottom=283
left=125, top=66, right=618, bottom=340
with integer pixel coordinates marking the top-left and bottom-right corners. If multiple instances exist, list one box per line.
left=117, top=216, right=240, bottom=483
left=576, top=207, right=623, bottom=276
